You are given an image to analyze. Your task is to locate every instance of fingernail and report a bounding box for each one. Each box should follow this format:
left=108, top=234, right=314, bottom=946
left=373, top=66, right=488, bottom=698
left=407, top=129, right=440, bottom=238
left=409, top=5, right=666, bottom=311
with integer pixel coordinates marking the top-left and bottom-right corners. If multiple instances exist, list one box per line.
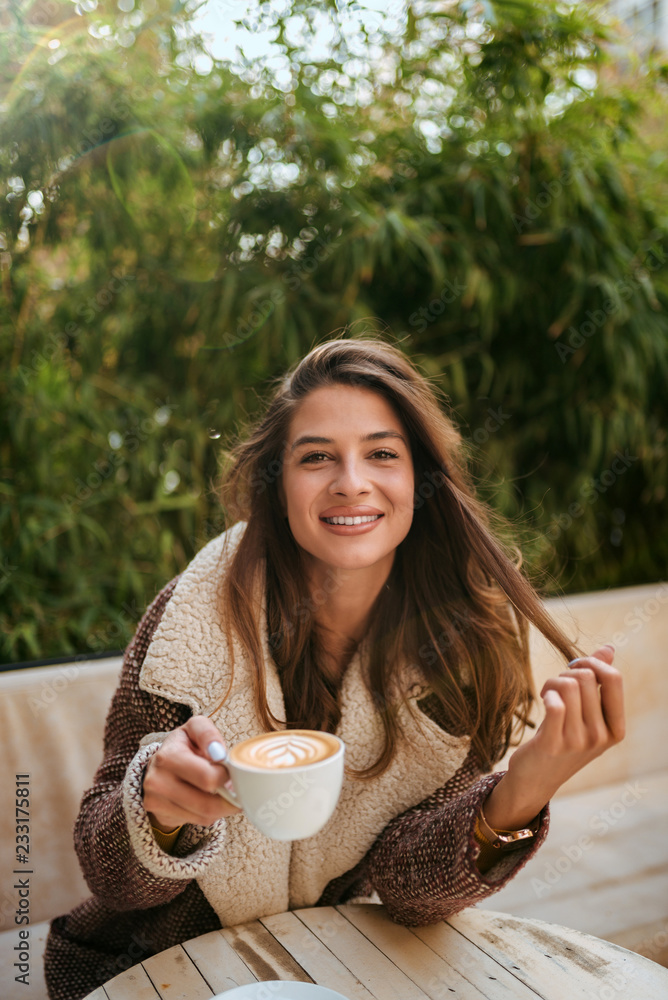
left=208, top=740, right=227, bottom=763
left=567, top=658, right=580, bottom=667
left=604, top=643, right=615, bottom=651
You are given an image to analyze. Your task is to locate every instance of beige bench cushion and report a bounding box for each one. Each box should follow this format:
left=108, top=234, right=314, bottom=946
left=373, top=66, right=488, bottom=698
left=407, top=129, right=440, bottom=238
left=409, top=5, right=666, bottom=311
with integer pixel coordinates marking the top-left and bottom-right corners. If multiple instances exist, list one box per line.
left=0, top=658, right=122, bottom=931
left=496, top=582, right=668, bottom=795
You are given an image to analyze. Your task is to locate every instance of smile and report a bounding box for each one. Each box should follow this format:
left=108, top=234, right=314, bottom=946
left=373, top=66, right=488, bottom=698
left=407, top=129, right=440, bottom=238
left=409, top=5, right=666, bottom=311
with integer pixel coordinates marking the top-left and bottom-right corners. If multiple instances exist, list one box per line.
left=322, top=515, right=382, bottom=525
left=319, top=514, right=384, bottom=534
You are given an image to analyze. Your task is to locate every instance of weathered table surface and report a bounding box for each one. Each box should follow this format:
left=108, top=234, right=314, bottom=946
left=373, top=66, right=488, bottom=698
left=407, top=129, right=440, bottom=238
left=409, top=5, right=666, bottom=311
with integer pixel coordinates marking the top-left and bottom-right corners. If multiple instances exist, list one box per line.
left=83, top=903, right=668, bottom=1000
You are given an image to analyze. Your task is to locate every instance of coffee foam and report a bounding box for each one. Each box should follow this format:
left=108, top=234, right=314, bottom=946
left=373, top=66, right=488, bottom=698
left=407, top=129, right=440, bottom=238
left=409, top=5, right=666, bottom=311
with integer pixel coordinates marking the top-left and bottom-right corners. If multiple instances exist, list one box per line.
left=229, top=730, right=340, bottom=769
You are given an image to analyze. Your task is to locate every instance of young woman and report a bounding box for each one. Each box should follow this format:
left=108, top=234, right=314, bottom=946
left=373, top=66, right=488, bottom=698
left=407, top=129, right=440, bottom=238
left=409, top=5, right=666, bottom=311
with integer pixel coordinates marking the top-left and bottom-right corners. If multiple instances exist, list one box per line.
left=44, top=336, right=624, bottom=1000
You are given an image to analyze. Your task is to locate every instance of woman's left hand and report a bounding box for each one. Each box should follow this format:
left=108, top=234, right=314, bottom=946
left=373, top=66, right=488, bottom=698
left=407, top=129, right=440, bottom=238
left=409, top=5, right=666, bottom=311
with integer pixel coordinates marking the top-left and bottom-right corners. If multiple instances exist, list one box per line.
left=482, top=644, right=625, bottom=831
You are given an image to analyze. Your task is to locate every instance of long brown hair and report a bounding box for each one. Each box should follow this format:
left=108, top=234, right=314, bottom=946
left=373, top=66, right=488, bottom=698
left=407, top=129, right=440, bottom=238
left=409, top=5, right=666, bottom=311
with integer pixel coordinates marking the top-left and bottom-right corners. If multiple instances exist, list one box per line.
left=214, top=334, right=579, bottom=776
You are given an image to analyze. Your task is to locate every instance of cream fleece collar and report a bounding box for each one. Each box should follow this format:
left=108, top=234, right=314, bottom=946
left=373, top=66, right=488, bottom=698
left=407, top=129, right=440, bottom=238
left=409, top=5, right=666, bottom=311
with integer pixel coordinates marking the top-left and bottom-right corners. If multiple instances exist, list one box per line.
left=139, top=521, right=470, bottom=926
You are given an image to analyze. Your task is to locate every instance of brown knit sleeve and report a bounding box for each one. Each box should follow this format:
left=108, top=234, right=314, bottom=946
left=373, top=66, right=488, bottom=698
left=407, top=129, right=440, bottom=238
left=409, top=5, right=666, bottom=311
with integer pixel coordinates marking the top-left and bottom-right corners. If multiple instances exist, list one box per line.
left=318, top=702, right=550, bottom=924
left=361, top=752, right=549, bottom=925
left=73, top=576, right=220, bottom=910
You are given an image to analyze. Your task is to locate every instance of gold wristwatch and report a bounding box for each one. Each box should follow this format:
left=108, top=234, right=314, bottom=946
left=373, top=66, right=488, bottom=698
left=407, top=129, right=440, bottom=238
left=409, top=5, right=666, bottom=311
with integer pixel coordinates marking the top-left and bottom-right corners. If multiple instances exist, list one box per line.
left=477, top=802, right=540, bottom=851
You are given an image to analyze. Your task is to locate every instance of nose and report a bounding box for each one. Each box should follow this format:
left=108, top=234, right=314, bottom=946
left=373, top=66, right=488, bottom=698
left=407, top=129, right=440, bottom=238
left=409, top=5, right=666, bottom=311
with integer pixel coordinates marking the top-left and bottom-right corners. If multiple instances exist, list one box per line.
left=329, top=456, right=371, bottom=496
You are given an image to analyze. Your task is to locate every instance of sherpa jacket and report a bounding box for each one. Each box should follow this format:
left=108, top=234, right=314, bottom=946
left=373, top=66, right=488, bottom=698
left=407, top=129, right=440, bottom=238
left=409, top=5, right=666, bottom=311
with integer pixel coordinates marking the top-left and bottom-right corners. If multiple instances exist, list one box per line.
left=44, top=521, right=550, bottom=1000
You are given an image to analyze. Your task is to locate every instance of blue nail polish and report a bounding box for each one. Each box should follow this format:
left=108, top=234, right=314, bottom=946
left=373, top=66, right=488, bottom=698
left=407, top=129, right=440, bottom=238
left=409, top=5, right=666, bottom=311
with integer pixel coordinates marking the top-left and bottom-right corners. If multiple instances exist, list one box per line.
left=208, top=740, right=227, bottom=762
left=567, top=658, right=580, bottom=667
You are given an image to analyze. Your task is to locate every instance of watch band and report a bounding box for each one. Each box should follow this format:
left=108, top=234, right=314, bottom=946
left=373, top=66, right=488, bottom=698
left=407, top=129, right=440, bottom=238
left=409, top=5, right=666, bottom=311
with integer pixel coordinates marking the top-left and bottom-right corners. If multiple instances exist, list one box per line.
left=477, top=801, right=540, bottom=851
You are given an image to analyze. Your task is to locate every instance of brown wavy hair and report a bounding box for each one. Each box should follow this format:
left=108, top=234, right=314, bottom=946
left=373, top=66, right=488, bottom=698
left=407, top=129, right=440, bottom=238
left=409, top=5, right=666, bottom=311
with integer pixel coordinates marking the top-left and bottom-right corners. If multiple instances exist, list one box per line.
left=214, top=334, right=579, bottom=777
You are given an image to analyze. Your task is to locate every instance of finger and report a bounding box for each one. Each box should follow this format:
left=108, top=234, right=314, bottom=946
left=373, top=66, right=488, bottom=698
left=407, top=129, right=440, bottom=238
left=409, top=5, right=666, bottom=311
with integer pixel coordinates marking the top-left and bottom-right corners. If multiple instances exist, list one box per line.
left=566, top=650, right=625, bottom=742
left=155, top=773, right=236, bottom=825
left=145, top=768, right=242, bottom=827
left=182, top=715, right=230, bottom=764
left=534, top=687, right=567, bottom=753
left=568, top=643, right=614, bottom=668
left=152, top=729, right=231, bottom=796
left=543, top=675, right=585, bottom=747
left=560, top=667, right=608, bottom=745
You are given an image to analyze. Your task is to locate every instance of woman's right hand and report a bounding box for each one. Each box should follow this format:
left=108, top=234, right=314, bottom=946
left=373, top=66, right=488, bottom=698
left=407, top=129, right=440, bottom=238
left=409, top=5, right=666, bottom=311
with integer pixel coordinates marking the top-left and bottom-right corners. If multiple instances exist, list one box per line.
left=142, top=716, right=243, bottom=831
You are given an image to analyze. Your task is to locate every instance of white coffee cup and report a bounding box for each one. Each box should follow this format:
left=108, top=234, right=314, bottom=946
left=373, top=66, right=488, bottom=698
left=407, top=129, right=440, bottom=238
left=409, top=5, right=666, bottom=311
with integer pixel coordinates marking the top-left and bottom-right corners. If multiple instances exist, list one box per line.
left=216, top=729, right=345, bottom=841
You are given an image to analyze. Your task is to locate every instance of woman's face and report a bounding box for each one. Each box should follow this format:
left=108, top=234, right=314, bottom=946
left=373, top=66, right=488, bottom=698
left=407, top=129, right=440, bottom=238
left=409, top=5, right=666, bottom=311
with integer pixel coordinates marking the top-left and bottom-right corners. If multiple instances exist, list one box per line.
left=278, top=384, right=415, bottom=576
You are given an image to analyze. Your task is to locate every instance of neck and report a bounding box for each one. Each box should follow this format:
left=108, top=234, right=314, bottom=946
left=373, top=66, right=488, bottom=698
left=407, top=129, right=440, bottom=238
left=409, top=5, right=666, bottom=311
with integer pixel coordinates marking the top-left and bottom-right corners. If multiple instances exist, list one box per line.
left=306, top=556, right=392, bottom=651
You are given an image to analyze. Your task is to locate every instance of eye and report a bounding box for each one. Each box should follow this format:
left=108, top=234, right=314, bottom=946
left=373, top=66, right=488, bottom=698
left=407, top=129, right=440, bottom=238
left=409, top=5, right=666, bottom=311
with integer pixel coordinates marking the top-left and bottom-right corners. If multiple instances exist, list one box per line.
left=300, top=449, right=399, bottom=464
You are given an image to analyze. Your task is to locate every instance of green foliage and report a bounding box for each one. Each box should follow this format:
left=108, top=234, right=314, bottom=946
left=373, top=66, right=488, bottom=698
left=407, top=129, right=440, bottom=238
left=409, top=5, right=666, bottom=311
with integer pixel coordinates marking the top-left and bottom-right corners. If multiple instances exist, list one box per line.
left=1, top=0, right=667, bottom=660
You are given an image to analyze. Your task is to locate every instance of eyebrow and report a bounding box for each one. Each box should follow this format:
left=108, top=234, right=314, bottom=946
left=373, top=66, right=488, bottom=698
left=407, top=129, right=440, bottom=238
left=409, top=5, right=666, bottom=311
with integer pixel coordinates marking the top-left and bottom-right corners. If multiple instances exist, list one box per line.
left=290, top=430, right=407, bottom=452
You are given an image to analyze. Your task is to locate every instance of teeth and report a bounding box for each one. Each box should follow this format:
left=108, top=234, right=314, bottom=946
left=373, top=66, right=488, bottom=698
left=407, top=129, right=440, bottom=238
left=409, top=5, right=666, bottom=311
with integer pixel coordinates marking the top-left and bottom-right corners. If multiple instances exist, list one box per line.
left=323, top=515, right=382, bottom=525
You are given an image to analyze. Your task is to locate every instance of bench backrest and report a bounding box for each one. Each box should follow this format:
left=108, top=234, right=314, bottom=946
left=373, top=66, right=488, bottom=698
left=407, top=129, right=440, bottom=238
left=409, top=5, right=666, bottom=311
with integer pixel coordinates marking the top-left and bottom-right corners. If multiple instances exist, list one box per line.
left=0, top=658, right=122, bottom=930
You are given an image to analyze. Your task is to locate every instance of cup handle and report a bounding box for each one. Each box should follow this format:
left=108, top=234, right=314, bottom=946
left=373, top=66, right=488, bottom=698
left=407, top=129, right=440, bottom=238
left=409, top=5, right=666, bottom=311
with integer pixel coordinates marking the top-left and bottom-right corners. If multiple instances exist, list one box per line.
left=209, top=743, right=239, bottom=807
left=217, top=783, right=240, bottom=807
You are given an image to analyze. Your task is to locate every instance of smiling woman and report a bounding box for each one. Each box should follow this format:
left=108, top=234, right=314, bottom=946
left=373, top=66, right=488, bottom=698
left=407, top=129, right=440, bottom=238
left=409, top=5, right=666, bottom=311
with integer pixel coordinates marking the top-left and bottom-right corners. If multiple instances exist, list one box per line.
left=274, top=384, right=416, bottom=688
left=44, top=334, right=625, bottom=1000
left=278, top=384, right=414, bottom=643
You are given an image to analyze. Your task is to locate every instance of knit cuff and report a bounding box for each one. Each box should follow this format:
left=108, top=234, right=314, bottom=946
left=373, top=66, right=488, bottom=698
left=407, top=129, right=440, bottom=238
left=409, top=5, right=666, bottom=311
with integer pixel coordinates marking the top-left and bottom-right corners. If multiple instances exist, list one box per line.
left=121, top=741, right=227, bottom=880
left=467, top=771, right=550, bottom=887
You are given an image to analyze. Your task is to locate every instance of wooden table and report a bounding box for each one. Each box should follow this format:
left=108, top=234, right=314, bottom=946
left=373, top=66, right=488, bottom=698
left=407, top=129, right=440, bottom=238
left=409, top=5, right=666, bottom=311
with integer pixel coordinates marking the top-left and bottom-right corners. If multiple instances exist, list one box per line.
left=84, top=903, right=668, bottom=1000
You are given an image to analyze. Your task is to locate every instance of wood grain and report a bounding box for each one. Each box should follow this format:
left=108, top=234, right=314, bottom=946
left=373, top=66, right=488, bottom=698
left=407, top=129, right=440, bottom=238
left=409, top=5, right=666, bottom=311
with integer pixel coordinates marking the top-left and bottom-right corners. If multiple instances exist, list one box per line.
left=81, top=903, right=668, bottom=1000
left=261, top=910, right=376, bottom=1000
left=141, top=943, right=214, bottom=999
left=103, top=964, right=161, bottom=1000
left=450, top=909, right=668, bottom=1000
left=411, top=920, right=543, bottom=1000
left=182, top=928, right=259, bottom=992
left=341, top=903, right=541, bottom=1000
left=221, top=919, right=312, bottom=984
left=296, top=906, right=430, bottom=999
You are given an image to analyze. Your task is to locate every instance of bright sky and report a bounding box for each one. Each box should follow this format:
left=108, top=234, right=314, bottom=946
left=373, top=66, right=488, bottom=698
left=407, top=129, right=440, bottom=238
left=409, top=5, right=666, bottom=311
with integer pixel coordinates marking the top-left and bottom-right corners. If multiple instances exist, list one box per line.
left=191, top=0, right=409, bottom=77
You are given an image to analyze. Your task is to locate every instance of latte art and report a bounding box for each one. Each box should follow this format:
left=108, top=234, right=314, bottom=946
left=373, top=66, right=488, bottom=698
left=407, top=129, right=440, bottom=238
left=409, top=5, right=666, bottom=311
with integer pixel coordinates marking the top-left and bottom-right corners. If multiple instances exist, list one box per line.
left=229, top=730, right=340, bottom=770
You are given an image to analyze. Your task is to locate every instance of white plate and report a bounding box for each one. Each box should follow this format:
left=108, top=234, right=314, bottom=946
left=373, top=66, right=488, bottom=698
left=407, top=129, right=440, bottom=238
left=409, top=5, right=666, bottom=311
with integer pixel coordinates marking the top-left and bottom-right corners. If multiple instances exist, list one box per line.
left=213, top=982, right=350, bottom=1000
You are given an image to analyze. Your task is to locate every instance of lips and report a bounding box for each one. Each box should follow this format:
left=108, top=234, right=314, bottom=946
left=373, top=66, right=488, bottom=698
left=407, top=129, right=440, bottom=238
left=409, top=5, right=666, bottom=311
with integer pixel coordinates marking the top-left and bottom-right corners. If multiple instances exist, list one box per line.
left=319, top=507, right=384, bottom=519
left=320, top=514, right=383, bottom=528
